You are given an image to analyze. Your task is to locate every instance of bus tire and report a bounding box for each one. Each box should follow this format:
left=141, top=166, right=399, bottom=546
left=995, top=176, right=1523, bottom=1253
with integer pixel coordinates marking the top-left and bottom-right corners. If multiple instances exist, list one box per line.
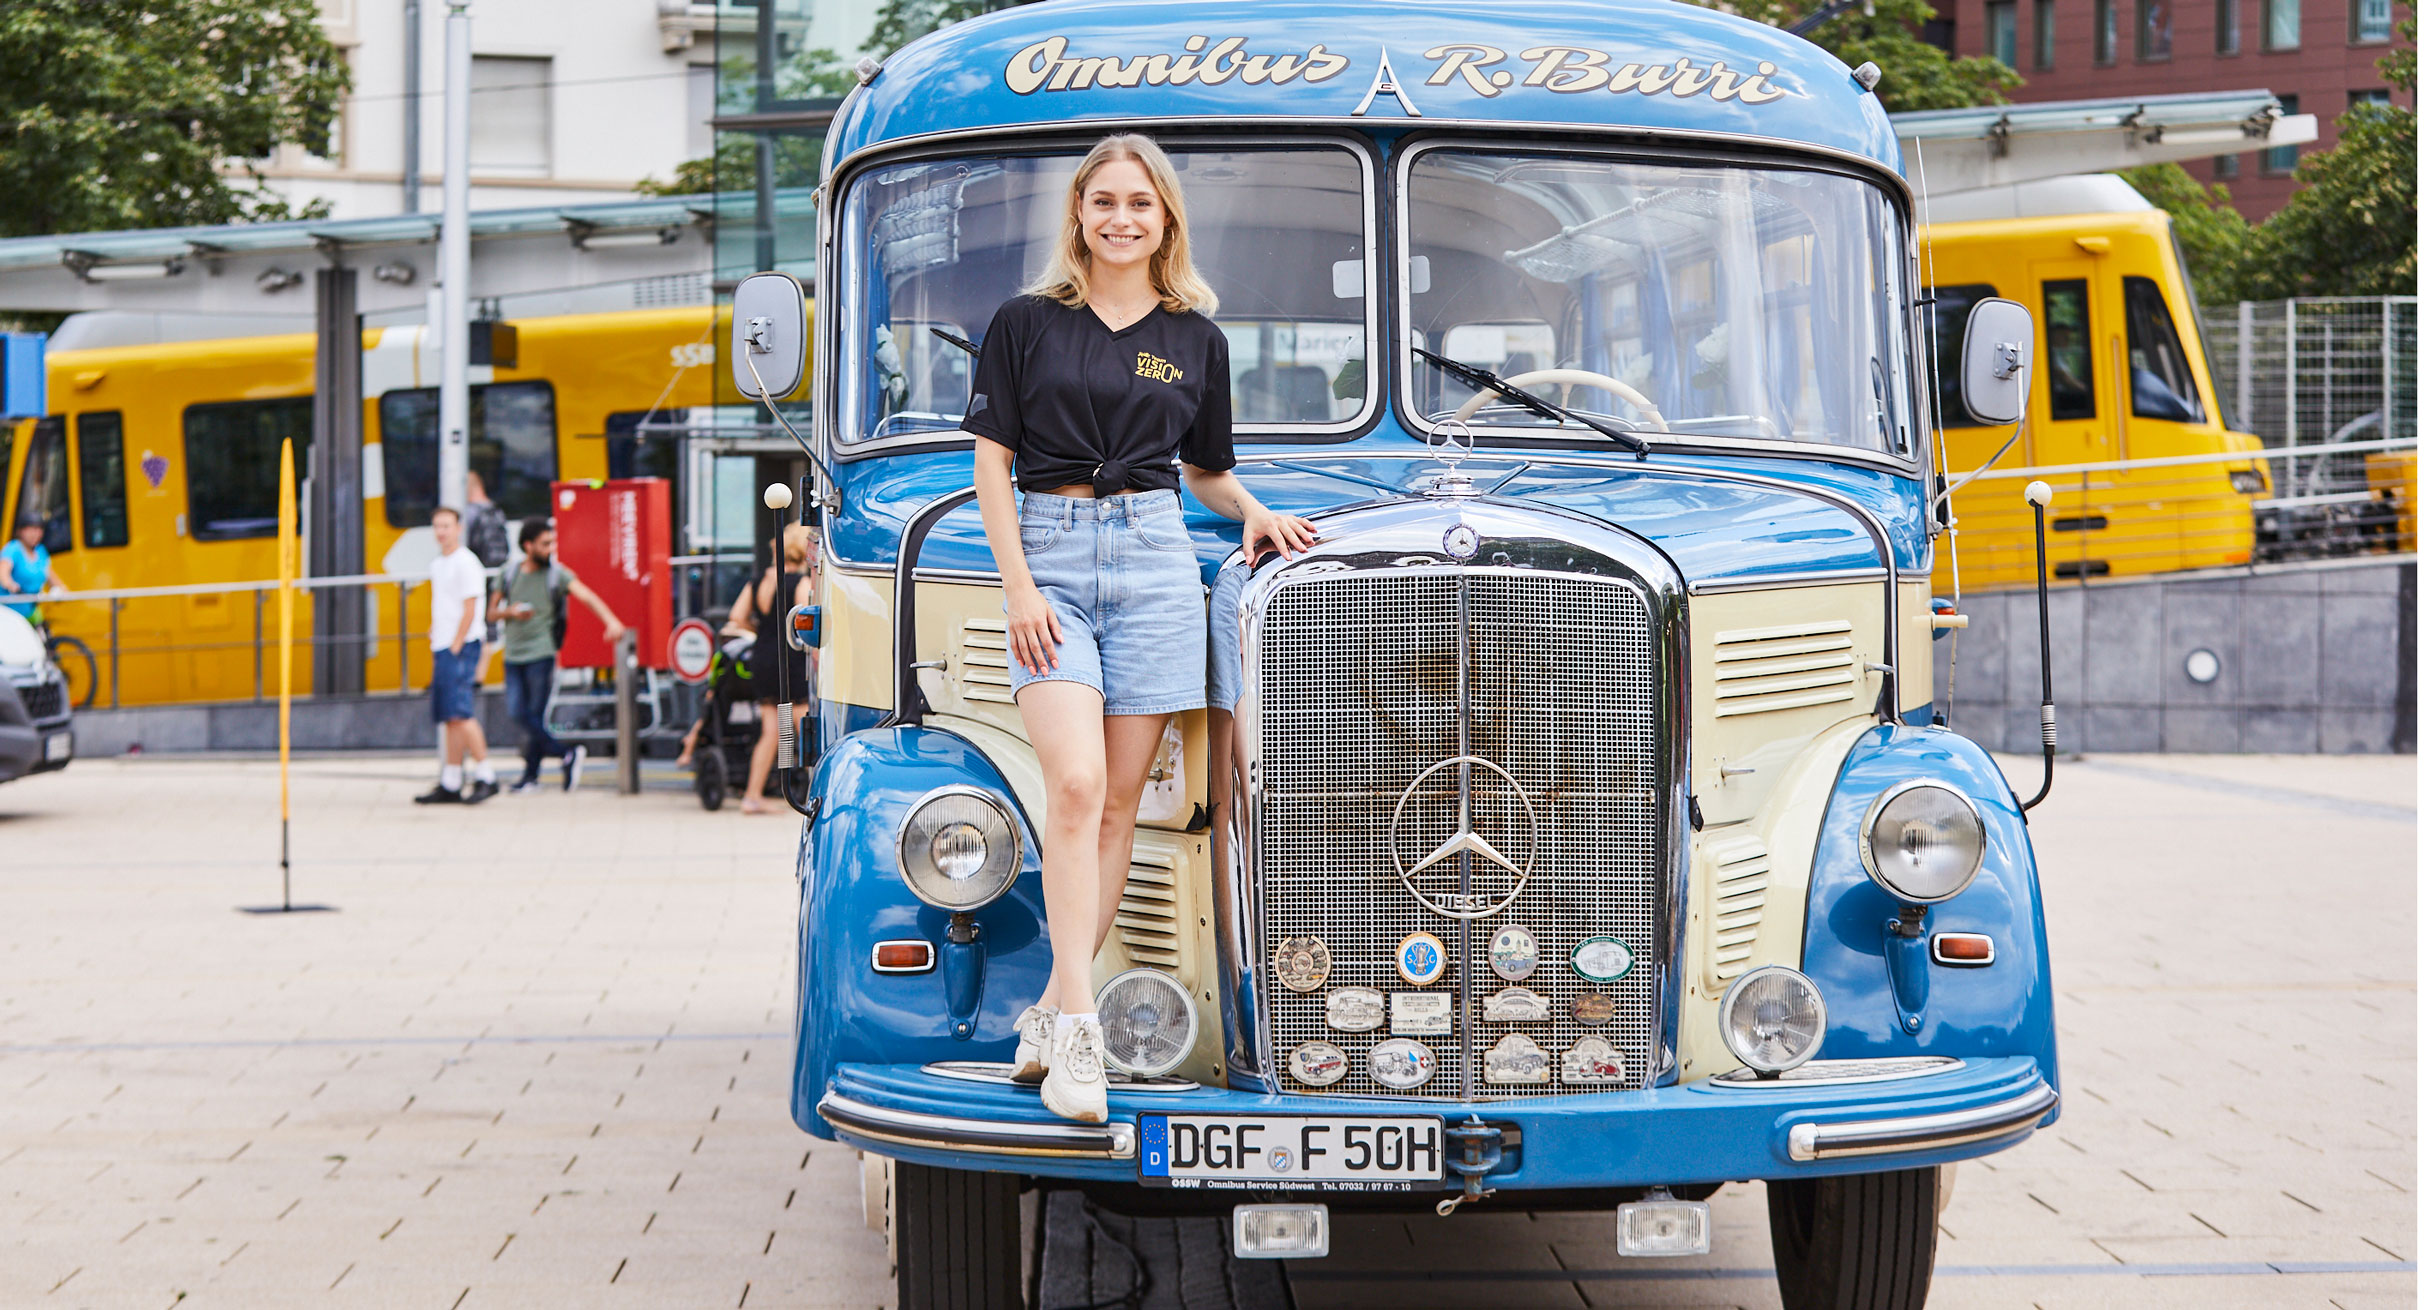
left=894, top=1161, right=1024, bottom=1310
left=1766, top=1166, right=1939, bottom=1310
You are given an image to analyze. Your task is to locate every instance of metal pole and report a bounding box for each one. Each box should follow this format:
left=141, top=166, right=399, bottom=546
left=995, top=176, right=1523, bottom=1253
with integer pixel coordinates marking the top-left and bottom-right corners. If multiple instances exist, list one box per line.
left=753, top=0, right=778, bottom=272
left=2236, top=300, right=2254, bottom=432
left=437, top=2, right=472, bottom=515
left=2381, top=298, right=2394, bottom=437
left=253, top=589, right=264, bottom=702
left=108, top=598, right=119, bottom=709
left=2282, top=299, right=2297, bottom=446
left=614, top=629, right=639, bottom=795
left=402, top=0, right=424, bottom=213
left=397, top=581, right=411, bottom=693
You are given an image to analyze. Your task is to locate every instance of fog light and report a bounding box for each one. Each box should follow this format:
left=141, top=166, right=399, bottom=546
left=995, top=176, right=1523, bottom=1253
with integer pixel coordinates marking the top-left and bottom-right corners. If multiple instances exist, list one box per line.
left=1233, top=1203, right=1329, bottom=1258
left=1094, top=967, right=1197, bottom=1077
left=1617, top=1192, right=1710, bottom=1256
left=1719, top=965, right=1828, bottom=1074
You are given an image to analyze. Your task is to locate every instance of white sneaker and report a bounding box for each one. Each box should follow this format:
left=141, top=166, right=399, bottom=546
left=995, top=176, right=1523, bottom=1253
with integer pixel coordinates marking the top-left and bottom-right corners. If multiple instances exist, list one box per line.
left=1010, top=1004, right=1055, bottom=1085
left=1039, top=1018, right=1108, bottom=1124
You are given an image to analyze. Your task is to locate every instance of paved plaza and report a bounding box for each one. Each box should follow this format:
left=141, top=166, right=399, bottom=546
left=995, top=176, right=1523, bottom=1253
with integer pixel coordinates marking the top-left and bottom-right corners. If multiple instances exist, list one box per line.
left=0, top=750, right=2413, bottom=1308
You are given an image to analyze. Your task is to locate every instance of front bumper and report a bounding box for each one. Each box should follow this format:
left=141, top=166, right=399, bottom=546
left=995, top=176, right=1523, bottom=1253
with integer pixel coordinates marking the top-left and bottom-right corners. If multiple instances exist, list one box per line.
left=817, top=1054, right=2056, bottom=1188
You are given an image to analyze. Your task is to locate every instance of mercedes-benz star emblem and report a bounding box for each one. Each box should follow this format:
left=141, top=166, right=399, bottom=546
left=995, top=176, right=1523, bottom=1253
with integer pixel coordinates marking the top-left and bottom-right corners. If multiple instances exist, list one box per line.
left=1386, top=755, right=1540, bottom=920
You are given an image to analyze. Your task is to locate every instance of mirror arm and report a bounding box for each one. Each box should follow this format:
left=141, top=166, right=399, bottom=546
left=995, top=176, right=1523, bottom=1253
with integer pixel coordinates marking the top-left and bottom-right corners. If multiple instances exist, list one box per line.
left=2019, top=480, right=2058, bottom=813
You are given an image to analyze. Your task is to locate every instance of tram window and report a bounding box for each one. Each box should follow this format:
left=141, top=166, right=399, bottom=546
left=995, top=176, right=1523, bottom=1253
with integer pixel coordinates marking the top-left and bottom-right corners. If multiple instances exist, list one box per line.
left=76, top=411, right=128, bottom=549
left=1926, top=285, right=1999, bottom=427
left=2041, top=280, right=2098, bottom=421
left=604, top=410, right=683, bottom=483
left=2123, top=277, right=2207, bottom=423
left=182, top=399, right=312, bottom=542
left=381, top=381, right=560, bottom=526
left=13, top=416, right=71, bottom=552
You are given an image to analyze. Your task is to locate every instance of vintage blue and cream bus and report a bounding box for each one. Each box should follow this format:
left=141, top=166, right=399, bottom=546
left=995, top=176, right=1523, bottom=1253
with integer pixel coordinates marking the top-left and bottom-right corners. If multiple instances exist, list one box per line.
left=773, top=2, right=2060, bottom=1305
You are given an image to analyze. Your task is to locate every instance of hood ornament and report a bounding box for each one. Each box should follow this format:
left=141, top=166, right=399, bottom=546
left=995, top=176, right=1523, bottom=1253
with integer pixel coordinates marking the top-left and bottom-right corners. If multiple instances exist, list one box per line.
left=1422, top=418, right=1482, bottom=498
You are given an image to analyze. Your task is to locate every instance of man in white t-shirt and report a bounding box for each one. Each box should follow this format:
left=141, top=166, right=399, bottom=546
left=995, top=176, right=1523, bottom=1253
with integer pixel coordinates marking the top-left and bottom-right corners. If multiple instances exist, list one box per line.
left=416, top=506, right=500, bottom=804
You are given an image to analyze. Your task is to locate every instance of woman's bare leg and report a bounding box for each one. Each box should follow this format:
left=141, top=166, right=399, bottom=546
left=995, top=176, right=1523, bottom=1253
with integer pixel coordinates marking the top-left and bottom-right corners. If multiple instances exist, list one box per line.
left=741, top=703, right=780, bottom=813
left=1019, top=681, right=1110, bottom=1014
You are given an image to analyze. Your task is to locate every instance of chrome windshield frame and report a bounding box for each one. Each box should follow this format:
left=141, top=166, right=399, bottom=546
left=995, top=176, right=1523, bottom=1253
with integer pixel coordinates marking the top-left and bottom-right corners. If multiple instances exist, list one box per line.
left=1389, top=133, right=1930, bottom=476
left=822, top=130, right=1385, bottom=461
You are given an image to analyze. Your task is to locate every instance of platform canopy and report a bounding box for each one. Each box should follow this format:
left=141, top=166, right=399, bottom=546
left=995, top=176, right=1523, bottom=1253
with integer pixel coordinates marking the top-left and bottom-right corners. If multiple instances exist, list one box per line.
left=1889, top=89, right=2318, bottom=195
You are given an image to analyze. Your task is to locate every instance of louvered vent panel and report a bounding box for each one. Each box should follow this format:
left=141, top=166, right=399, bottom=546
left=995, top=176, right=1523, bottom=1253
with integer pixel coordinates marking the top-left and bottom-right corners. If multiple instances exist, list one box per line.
left=1714, top=619, right=1856, bottom=718
left=958, top=619, right=1016, bottom=704
left=1707, top=833, right=1771, bottom=989
left=1115, top=848, right=1183, bottom=970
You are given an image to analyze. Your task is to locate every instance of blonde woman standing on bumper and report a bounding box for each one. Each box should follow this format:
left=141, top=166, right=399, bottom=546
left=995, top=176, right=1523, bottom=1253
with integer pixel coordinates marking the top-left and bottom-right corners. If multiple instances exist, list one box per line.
left=964, top=135, right=1315, bottom=1123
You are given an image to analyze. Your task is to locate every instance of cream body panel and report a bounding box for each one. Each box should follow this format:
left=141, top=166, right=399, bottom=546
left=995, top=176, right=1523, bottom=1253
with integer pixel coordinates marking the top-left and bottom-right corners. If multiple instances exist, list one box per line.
left=1688, top=583, right=1885, bottom=827
left=818, top=565, right=896, bottom=710
left=1677, top=715, right=1876, bottom=1082
left=1898, top=578, right=1934, bottom=714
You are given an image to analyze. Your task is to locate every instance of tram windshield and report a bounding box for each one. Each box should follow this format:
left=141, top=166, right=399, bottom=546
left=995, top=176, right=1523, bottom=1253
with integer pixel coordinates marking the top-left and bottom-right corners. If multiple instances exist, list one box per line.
left=1404, top=148, right=1916, bottom=456
left=836, top=144, right=1373, bottom=447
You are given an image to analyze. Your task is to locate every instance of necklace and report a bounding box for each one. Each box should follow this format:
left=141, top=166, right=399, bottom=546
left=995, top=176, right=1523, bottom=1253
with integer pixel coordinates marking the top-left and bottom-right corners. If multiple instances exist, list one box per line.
left=1088, top=292, right=1157, bottom=328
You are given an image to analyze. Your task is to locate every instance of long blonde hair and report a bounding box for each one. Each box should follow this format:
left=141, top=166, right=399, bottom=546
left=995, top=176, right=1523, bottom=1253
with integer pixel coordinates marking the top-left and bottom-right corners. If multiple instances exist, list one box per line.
left=1025, top=134, right=1217, bottom=316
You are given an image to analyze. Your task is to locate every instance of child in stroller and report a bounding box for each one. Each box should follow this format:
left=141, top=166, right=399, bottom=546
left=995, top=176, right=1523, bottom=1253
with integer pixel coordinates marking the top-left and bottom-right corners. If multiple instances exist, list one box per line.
left=674, top=633, right=762, bottom=810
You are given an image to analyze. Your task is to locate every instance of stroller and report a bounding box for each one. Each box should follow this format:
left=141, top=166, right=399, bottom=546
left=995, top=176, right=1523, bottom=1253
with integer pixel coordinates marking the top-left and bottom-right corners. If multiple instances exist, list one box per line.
left=687, top=633, right=814, bottom=811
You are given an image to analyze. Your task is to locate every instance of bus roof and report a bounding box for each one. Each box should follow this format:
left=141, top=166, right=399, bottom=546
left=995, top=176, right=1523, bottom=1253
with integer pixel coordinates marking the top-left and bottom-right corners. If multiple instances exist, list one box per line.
left=829, top=0, right=1902, bottom=179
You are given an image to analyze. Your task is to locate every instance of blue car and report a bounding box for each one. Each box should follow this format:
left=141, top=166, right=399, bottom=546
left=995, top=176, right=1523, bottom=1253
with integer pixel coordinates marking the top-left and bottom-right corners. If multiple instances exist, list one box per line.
left=770, top=3, right=2060, bottom=1305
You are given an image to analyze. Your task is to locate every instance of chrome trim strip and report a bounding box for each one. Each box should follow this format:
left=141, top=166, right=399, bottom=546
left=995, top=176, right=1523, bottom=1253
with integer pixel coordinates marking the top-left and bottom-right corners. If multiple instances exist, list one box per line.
left=1708, top=1056, right=1961, bottom=1089
left=920, top=1061, right=1208, bottom=1093
left=1690, top=569, right=1892, bottom=595
left=817, top=1091, right=1139, bottom=1160
left=1784, top=1084, right=2058, bottom=1162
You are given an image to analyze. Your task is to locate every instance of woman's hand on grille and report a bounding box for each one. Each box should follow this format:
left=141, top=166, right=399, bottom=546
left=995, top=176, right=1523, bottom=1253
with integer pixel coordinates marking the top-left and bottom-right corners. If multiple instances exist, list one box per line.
left=1244, top=507, right=1319, bottom=561
left=1005, top=583, right=1063, bottom=674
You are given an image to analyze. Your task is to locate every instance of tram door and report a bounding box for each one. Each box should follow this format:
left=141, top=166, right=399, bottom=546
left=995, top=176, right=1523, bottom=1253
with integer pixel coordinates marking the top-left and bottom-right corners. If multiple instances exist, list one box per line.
left=2030, top=256, right=2111, bottom=578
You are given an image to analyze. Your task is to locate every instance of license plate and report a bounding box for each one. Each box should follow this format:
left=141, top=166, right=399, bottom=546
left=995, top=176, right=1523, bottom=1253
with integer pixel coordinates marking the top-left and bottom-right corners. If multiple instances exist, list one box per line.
left=42, top=733, right=69, bottom=762
left=1138, top=1114, right=1444, bottom=1191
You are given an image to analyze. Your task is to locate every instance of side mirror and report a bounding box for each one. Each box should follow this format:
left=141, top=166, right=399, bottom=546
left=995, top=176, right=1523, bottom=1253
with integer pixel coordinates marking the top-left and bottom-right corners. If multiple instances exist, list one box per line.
left=1957, top=297, right=2034, bottom=426
left=731, top=271, right=808, bottom=401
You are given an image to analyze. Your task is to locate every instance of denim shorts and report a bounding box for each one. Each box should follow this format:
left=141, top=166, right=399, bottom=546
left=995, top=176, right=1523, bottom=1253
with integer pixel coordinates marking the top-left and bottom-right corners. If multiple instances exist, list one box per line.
left=429, top=640, right=483, bottom=723
left=1208, top=559, right=1251, bottom=714
left=1010, top=490, right=1206, bottom=716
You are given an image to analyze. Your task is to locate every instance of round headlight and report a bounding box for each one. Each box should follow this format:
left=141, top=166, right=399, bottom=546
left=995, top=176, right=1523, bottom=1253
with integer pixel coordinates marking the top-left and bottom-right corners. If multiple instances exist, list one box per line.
left=1719, top=966, right=1827, bottom=1074
left=1095, top=967, right=1198, bottom=1078
left=1860, top=780, right=1987, bottom=904
left=894, top=786, right=1021, bottom=910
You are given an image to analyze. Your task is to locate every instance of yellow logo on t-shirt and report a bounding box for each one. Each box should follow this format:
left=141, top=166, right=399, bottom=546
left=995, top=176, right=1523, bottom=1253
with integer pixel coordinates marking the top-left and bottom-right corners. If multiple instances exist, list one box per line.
left=1135, top=352, right=1184, bottom=384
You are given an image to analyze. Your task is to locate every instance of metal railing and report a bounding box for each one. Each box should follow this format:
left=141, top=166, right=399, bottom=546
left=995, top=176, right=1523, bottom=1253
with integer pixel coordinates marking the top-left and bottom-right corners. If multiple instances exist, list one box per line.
left=2201, top=296, right=2418, bottom=448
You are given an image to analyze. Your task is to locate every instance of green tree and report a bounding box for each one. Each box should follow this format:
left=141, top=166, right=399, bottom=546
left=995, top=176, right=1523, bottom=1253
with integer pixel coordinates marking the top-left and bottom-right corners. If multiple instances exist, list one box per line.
left=2113, top=164, right=2255, bottom=307
left=2238, top=27, right=2416, bottom=296
left=1709, top=0, right=2020, bottom=112
left=0, top=0, right=350, bottom=238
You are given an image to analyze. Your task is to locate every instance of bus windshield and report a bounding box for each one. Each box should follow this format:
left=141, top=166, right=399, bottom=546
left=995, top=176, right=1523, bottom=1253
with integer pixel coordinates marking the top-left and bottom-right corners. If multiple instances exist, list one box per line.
left=1404, top=147, right=1916, bottom=456
left=835, top=143, right=1373, bottom=447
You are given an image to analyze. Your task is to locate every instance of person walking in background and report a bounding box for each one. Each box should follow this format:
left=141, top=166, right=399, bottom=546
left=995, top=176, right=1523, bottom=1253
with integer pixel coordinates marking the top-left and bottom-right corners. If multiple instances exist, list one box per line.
left=729, top=522, right=815, bottom=815
left=491, top=519, right=627, bottom=793
left=1, top=521, right=57, bottom=626
left=416, top=506, right=499, bottom=805
left=461, top=470, right=511, bottom=569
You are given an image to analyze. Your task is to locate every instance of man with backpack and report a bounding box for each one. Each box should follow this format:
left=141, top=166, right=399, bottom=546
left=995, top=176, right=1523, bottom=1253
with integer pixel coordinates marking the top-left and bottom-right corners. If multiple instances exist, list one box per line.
left=491, top=519, right=628, bottom=792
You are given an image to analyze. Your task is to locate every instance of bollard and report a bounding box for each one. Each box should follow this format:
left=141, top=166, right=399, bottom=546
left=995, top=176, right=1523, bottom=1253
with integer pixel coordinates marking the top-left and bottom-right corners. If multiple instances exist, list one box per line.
left=614, top=628, right=639, bottom=795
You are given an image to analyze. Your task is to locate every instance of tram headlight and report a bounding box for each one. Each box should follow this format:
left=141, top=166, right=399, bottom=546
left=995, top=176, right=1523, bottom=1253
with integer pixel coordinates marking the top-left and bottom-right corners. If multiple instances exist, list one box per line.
left=1719, top=966, right=1827, bottom=1075
left=1095, top=968, right=1197, bottom=1078
left=1859, top=780, right=1987, bottom=905
left=895, top=786, right=1022, bottom=910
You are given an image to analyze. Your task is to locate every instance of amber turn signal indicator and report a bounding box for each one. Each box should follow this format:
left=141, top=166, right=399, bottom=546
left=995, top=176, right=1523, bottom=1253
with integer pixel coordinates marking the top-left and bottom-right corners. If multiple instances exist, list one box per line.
left=1930, top=932, right=1994, bottom=966
left=870, top=940, right=936, bottom=974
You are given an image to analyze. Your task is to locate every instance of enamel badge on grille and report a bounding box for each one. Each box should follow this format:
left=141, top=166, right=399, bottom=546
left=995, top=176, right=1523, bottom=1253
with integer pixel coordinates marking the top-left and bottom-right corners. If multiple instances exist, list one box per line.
left=1484, top=1033, right=1551, bottom=1084
left=1273, top=936, right=1333, bottom=992
left=1288, top=1040, right=1349, bottom=1087
left=1570, top=936, right=1634, bottom=982
left=1561, top=1035, right=1631, bottom=1085
left=1396, top=932, right=1446, bottom=986
left=1324, top=986, right=1385, bottom=1032
left=1481, top=985, right=1549, bottom=1022
left=1390, top=991, right=1452, bottom=1035
left=1488, top=925, right=1539, bottom=981
left=1369, top=1038, right=1436, bottom=1089
left=1571, top=991, right=1616, bottom=1026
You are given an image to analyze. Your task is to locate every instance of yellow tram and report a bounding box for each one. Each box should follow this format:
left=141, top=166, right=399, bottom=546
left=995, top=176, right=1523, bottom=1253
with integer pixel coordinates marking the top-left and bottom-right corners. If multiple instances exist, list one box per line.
left=0, top=307, right=733, bottom=706
left=1923, top=174, right=2270, bottom=589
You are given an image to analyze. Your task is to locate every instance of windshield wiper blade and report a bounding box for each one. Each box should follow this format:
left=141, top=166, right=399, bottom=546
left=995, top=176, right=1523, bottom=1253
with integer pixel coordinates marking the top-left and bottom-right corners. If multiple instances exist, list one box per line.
left=930, top=327, right=981, bottom=357
left=1411, top=346, right=1650, bottom=457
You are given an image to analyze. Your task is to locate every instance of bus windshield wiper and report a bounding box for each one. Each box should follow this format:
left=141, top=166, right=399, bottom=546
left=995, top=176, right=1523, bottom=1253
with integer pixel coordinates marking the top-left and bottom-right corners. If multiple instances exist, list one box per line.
left=931, top=327, right=981, bottom=357
left=1411, top=346, right=1650, bottom=457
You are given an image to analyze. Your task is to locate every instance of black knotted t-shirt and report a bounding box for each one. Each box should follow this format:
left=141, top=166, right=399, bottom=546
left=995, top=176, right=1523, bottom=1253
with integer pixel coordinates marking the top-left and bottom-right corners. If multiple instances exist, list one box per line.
left=961, top=295, right=1235, bottom=494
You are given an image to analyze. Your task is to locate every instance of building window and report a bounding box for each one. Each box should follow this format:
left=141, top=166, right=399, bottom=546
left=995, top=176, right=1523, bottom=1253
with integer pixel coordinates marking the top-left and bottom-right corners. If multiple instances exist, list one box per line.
left=2124, top=277, right=2207, bottom=422
left=2217, top=0, right=2242, bottom=50
left=2350, top=87, right=2394, bottom=106
left=2042, top=281, right=2098, bottom=422
left=2096, top=0, right=2121, bottom=62
left=2215, top=153, right=2242, bottom=177
left=2139, top=0, right=2175, bottom=56
left=2034, top=0, right=2058, bottom=65
left=469, top=55, right=551, bottom=176
left=379, top=381, right=560, bottom=528
left=182, top=399, right=313, bottom=542
left=2352, top=0, right=2391, bottom=40
left=2264, top=93, right=2302, bottom=172
left=1988, top=0, right=2021, bottom=65
left=12, top=416, right=70, bottom=553
left=2263, top=0, right=2300, bottom=48
left=75, top=412, right=127, bottom=549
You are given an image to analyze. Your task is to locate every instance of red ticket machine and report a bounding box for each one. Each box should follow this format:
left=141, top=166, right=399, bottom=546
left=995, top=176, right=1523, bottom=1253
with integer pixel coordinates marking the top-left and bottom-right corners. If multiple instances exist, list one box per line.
left=549, top=478, right=671, bottom=669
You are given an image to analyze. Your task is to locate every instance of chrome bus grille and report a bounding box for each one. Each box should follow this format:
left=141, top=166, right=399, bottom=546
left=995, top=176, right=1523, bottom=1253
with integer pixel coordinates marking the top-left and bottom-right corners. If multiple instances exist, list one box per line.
left=1254, top=570, right=1662, bottom=1099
